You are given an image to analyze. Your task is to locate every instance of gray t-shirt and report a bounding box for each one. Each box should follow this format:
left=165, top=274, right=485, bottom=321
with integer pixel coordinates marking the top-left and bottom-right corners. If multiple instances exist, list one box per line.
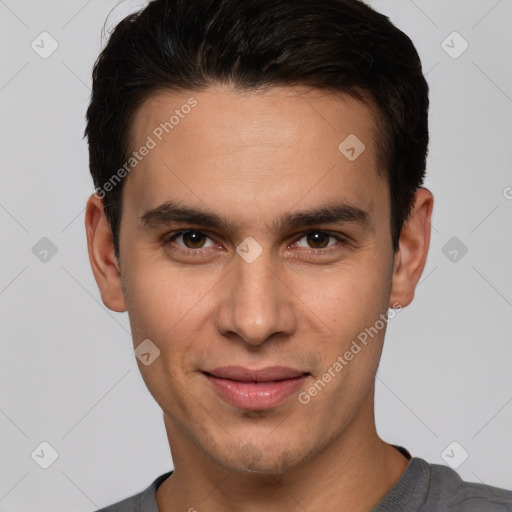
left=97, top=448, right=512, bottom=511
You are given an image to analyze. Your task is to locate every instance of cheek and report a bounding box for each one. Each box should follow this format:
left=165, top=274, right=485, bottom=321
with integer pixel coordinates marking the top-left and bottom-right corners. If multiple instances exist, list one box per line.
left=122, top=261, right=217, bottom=384
left=123, top=258, right=215, bottom=336
left=125, top=271, right=204, bottom=419
left=294, top=257, right=391, bottom=338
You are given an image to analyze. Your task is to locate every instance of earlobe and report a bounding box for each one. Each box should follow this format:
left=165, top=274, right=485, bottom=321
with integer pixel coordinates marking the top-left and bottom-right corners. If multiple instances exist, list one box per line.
left=85, top=194, right=127, bottom=313
left=389, top=188, right=434, bottom=309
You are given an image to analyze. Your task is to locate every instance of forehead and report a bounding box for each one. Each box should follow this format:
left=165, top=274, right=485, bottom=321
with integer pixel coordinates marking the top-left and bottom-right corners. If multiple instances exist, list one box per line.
left=124, top=85, right=386, bottom=222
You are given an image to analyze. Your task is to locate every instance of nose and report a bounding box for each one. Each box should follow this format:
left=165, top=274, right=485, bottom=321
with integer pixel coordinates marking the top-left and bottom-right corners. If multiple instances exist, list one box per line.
left=214, top=245, right=297, bottom=346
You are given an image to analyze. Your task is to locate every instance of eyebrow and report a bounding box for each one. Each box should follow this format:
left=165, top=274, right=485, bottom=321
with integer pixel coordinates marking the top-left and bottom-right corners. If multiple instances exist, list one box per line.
left=140, top=199, right=371, bottom=233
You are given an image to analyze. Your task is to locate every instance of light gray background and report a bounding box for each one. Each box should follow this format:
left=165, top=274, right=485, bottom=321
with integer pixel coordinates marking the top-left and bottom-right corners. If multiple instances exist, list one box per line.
left=1, top=0, right=511, bottom=510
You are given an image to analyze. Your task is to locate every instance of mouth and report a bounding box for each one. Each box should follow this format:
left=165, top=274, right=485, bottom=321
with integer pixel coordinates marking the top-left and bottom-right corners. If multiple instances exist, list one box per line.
left=202, top=366, right=311, bottom=410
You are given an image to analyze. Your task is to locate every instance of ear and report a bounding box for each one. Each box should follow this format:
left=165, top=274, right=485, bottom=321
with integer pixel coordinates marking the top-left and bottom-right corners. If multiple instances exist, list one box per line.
left=389, top=187, right=434, bottom=308
left=85, top=193, right=127, bottom=312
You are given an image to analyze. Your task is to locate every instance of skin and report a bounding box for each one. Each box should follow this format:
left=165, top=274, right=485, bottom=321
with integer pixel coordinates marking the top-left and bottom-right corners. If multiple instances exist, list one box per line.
left=85, top=84, right=433, bottom=512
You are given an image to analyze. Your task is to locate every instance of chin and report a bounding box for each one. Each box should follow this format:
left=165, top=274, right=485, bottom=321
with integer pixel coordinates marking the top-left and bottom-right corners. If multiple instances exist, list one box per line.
left=212, top=439, right=311, bottom=476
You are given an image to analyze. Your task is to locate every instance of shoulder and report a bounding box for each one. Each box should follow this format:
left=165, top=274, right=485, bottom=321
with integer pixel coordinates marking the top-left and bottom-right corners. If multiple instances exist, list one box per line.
left=94, top=472, right=172, bottom=512
left=96, top=493, right=140, bottom=512
left=427, top=461, right=512, bottom=511
left=373, top=457, right=512, bottom=512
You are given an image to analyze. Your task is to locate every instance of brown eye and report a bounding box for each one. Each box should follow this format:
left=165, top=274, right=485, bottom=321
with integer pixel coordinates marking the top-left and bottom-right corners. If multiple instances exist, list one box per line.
left=166, top=230, right=216, bottom=251
left=305, top=231, right=331, bottom=249
left=290, top=230, right=347, bottom=258
left=181, top=230, right=208, bottom=248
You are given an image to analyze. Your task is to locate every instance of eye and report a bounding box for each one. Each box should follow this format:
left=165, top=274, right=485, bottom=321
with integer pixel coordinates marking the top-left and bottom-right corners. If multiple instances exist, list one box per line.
left=165, top=230, right=217, bottom=253
left=292, top=230, right=346, bottom=254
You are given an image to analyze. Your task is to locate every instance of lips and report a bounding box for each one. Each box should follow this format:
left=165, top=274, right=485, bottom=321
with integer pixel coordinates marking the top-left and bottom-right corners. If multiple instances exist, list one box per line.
left=203, top=366, right=311, bottom=410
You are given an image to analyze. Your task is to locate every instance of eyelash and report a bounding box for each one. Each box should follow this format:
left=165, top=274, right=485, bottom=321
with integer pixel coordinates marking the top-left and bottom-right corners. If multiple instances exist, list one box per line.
left=160, top=229, right=348, bottom=258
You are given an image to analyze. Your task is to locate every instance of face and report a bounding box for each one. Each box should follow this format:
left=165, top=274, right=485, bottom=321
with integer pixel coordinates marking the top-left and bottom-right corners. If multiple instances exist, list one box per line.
left=87, top=84, right=430, bottom=476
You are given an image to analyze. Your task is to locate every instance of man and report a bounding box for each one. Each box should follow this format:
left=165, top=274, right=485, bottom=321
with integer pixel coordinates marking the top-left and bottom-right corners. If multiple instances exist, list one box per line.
left=84, top=0, right=512, bottom=510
